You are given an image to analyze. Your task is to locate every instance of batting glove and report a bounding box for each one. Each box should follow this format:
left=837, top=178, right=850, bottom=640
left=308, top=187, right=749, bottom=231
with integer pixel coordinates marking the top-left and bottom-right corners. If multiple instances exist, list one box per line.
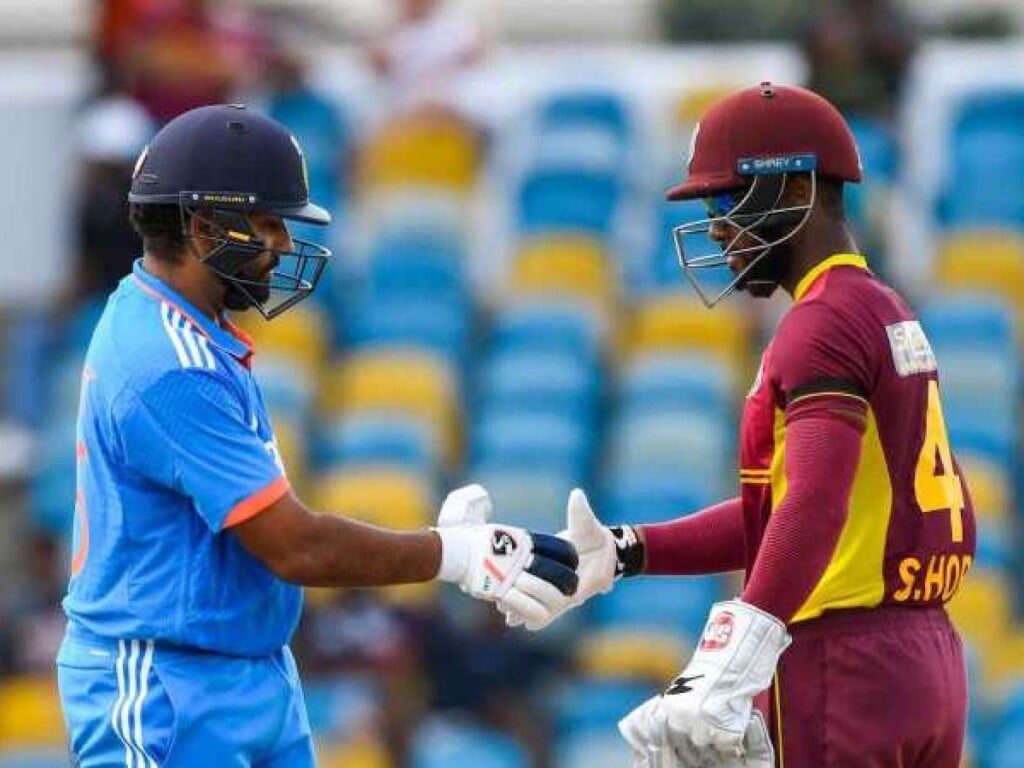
left=433, top=484, right=579, bottom=613
left=498, top=488, right=644, bottom=631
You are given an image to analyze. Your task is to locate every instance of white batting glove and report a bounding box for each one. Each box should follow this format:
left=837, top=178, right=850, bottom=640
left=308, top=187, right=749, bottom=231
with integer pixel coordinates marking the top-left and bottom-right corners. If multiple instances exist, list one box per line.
left=498, top=488, right=643, bottom=631
left=433, top=484, right=579, bottom=609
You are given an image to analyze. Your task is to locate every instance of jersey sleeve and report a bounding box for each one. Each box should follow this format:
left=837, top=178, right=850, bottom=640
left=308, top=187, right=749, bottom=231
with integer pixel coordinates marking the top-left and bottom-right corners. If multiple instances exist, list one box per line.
left=771, top=299, right=874, bottom=406
left=116, top=369, right=289, bottom=532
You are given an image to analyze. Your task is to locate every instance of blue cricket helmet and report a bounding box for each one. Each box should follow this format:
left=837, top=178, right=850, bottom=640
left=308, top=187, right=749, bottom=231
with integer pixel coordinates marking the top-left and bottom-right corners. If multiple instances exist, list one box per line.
left=129, top=104, right=331, bottom=318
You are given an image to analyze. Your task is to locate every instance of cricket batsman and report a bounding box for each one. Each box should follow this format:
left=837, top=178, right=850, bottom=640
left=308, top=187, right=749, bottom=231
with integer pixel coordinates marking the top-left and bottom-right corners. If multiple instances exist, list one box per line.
left=57, top=104, right=578, bottom=767
left=499, top=83, right=976, bottom=768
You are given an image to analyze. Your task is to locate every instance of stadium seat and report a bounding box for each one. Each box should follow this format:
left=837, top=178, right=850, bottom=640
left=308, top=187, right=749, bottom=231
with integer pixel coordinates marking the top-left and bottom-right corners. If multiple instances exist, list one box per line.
left=359, top=114, right=481, bottom=194
left=590, top=575, right=724, bottom=638
left=313, top=467, right=434, bottom=530
left=531, top=125, right=626, bottom=174
left=352, top=299, right=469, bottom=364
left=409, top=717, right=528, bottom=768
left=491, top=297, right=608, bottom=362
left=516, top=167, right=622, bottom=236
left=576, top=629, right=687, bottom=683
left=509, top=234, right=617, bottom=306
left=947, top=572, right=1015, bottom=685
left=607, top=408, right=732, bottom=486
left=234, top=303, right=330, bottom=376
left=625, top=292, right=751, bottom=367
left=550, top=679, right=654, bottom=737
left=0, top=750, right=69, bottom=768
left=958, top=454, right=1011, bottom=522
left=619, top=352, right=736, bottom=415
left=253, top=356, right=317, bottom=418
left=479, top=350, right=600, bottom=418
left=555, top=727, right=634, bottom=768
left=932, top=234, right=1024, bottom=312
left=317, top=737, right=391, bottom=768
left=321, top=349, right=461, bottom=469
left=0, top=677, right=64, bottom=749
left=601, top=469, right=719, bottom=526
left=538, top=90, right=632, bottom=144
left=472, top=409, right=592, bottom=477
left=468, top=465, right=575, bottom=532
left=317, top=413, right=439, bottom=474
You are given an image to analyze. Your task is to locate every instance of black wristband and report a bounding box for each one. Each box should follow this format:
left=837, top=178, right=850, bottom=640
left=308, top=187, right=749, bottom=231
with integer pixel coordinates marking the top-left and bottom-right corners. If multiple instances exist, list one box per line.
left=609, top=525, right=644, bottom=578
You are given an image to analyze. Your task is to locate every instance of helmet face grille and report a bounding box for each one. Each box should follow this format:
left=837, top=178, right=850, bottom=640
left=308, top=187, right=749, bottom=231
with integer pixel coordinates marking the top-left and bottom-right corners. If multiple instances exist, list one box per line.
left=183, top=203, right=330, bottom=319
left=671, top=172, right=816, bottom=307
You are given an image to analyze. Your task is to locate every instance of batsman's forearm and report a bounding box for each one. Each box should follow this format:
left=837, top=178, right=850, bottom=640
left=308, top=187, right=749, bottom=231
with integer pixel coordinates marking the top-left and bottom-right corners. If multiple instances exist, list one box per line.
left=279, top=512, right=442, bottom=587
left=638, top=497, right=746, bottom=575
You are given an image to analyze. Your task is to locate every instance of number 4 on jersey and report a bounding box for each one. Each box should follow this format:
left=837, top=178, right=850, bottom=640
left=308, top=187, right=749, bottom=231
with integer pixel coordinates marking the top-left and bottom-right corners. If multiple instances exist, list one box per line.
left=914, top=380, right=964, bottom=543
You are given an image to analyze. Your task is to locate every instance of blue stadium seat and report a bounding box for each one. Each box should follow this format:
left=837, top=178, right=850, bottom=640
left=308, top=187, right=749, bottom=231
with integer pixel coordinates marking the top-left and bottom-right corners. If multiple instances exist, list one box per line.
left=473, top=409, right=593, bottom=477
left=491, top=299, right=605, bottom=363
left=549, top=679, right=653, bottom=737
left=601, top=470, right=718, bottom=526
left=620, top=352, right=734, bottom=417
left=469, top=465, right=575, bottom=532
left=317, top=413, right=439, bottom=473
left=351, top=299, right=469, bottom=363
left=607, top=408, right=732, bottom=484
left=479, top=350, right=600, bottom=421
left=410, top=717, right=528, bottom=768
left=517, top=167, right=621, bottom=236
left=555, top=727, right=634, bottom=768
left=538, top=90, right=632, bottom=144
left=365, top=232, right=466, bottom=306
left=532, top=125, right=626, bottom=174
left=920, top=295, right=1017, bottom=352
left=589, top=574, right=724, bottom=637
left=0, top=751, right=69, bottom=768
left=252, top=357, right=316, bottom=417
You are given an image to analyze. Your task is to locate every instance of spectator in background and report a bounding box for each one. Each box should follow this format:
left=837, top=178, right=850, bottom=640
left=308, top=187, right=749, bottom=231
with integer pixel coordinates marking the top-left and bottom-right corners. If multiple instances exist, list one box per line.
left=365, top=0, right=486, bottom=118
left=0, top=533, right=66, bottom=675
left=111, top=0, right=266, bottom=123
left=802, top=0, right=918, bottom=122
left=74, top=93, right=155, bottom=302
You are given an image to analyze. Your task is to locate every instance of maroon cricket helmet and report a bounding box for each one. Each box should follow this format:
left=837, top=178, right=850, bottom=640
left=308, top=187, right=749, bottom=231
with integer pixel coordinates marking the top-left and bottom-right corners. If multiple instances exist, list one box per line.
left=666, top=82, right=862, bottom=201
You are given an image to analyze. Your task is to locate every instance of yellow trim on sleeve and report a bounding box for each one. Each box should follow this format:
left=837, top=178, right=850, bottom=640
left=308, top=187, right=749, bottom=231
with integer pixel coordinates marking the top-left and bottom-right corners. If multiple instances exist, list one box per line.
left=793, top=253, right=869, bottom=302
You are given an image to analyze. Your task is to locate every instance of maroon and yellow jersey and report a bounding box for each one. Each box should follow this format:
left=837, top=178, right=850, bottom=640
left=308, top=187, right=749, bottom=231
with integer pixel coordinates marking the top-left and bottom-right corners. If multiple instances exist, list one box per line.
left=740, top=254, right=976, bottom=624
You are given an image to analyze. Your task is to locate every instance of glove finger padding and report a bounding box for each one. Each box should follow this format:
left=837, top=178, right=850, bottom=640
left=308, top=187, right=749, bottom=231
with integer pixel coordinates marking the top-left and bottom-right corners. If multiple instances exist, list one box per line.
left=525, top=550, right=579, bottom=597
left=530, top=532, right=579, bottom=571
left=740, top=713, right=775, bottom=768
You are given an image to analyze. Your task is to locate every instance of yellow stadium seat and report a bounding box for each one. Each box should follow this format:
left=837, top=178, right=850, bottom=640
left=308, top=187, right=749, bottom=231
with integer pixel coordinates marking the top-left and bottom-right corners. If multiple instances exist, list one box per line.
left=321, top=350, right=461, bottom=469
left=312, top=467, right=439, bottom=605
left=625, top=291, right=751, bottom=367
left=234, top=303, right=330, bottom=376
left=983, top=626, right=1024, bottom=691
left=0, top=676, right=65, bottom=748
left=577, top=630, right=688, bottom=683
left=510, top=235, right=617, bottom=306
left=934, top=229, right=1024, bottom=310
left=313, top=467, right=434, bottom=529
left=360, top=113, right=480, bottom=193
left=958, top=455, right=1010, bottom=522
left=947, top=571, right=1013, bottom=665
left=317, top=735, right=392, bottom=768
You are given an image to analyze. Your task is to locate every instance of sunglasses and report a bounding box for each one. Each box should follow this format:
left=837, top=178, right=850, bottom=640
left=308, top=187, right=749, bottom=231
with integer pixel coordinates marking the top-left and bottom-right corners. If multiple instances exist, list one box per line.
left=702, top=190, right=746, bottom=219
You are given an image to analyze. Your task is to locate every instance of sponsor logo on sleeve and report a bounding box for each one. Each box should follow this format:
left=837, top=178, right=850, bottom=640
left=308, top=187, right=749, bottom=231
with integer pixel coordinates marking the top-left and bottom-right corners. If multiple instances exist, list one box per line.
left=886, top=320, right=937, bottom=377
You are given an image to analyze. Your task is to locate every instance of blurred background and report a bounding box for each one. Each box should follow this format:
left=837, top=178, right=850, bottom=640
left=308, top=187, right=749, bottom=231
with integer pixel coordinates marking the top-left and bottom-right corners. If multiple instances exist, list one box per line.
left=0, top=0, right=1022, bottom=766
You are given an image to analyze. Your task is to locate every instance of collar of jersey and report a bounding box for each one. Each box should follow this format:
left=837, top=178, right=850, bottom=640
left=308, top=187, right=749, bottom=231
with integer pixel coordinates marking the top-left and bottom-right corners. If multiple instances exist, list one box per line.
left=131, top=259, right=254, bottom=361
left=793, top=253, right=869, bottom=303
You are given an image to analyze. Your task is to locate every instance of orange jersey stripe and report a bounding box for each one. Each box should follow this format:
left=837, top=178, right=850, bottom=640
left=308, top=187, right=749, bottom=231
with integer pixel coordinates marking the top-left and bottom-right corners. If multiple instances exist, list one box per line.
left=223, top=476, right=290, bottom=528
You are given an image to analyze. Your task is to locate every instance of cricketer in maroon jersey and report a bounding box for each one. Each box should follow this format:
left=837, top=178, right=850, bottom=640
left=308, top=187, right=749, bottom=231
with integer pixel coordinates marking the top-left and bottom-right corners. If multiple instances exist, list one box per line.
left=631, top=84, right=975, bottom=768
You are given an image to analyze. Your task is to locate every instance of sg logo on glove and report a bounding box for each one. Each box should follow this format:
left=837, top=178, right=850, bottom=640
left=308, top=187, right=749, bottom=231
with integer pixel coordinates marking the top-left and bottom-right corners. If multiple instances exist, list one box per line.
left=699, top=611, right=735, bottom=651
left=491, top=529, right=518, bottom=556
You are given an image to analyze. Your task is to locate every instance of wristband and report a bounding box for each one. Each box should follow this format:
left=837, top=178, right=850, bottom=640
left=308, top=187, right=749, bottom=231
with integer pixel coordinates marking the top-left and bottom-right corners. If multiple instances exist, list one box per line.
left=610, top=525, right=644, bottom=578
left=432, top=527, right=470, bottom=583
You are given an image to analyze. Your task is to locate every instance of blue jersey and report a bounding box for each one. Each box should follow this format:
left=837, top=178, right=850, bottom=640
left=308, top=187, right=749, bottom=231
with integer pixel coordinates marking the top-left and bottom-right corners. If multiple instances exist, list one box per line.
left=63, top=260, right=302, bottom=657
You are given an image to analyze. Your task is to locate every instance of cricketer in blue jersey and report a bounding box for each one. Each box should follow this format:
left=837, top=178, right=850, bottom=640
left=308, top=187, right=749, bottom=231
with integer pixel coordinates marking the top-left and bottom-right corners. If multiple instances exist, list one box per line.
left=57, top=104, right=578, bottom=768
